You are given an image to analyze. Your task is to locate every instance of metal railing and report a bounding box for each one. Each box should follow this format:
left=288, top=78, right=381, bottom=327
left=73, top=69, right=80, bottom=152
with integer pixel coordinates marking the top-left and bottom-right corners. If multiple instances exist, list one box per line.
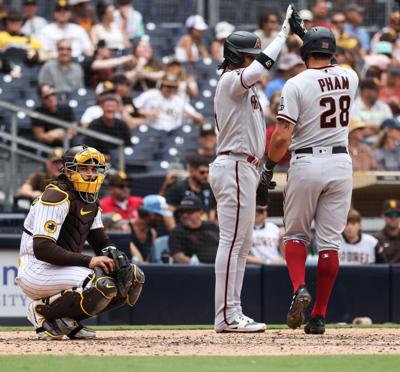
left=0, top=100, right=125, bottom=207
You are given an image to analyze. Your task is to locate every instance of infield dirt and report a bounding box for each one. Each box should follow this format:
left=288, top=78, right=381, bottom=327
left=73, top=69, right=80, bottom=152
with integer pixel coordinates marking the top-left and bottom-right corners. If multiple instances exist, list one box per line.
left=1, top=328, right=400, bottom=355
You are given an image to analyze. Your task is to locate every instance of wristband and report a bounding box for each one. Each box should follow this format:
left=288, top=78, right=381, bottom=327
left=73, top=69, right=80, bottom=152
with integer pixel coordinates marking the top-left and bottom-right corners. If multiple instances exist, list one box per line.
left=256, top=53, right=274, bottom=70
left=265, top=157, right=277, bottom=170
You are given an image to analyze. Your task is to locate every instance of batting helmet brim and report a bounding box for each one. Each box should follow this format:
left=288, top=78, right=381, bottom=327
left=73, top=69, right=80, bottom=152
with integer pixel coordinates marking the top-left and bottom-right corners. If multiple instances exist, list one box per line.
left=237, top=47, right=261, bottom=55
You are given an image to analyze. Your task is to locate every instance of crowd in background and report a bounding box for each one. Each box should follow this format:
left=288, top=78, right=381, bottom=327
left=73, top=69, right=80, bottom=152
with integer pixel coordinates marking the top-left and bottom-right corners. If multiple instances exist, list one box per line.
left=0, top=0, right=399, bottom=266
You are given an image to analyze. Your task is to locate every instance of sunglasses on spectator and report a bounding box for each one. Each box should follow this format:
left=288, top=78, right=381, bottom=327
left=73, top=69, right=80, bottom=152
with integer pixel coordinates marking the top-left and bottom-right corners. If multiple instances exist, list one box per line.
left=384, top=212, right=400, bottom=218
left=197, top=170, right=209, bottom=175
left=58, top=46, right=72, bottom=51
left=42, top=92, right=56, bottom=99
left=117, top=183, right=131, bottom=189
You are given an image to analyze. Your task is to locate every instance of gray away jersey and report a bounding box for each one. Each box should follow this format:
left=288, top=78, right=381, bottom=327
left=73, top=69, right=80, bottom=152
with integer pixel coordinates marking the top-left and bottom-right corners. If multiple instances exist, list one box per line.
left=277, top=65, right=359, bottom=151
left=214, top=69, right=266, bottom=159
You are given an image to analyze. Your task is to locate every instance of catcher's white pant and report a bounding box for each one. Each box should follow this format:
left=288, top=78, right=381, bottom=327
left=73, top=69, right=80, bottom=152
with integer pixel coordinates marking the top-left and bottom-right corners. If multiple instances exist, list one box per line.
left=17, top=255, right=92, bottom=300
left=209, top=154, right=259, bottom=331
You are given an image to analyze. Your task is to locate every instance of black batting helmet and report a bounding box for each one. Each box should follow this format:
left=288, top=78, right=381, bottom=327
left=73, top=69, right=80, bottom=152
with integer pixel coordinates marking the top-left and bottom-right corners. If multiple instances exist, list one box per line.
left=223, top=31, right=261, bottom=67
left=300, top=27, right=336, bottom=61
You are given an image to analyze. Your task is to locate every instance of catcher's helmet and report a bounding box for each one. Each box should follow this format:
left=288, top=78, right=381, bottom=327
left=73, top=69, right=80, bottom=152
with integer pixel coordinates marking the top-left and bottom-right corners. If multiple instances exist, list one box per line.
left=223, top=31, right=261, bottom=67
left=62, top=145, right=109, bottom=203
left=300, top=26, right=336, bottom=61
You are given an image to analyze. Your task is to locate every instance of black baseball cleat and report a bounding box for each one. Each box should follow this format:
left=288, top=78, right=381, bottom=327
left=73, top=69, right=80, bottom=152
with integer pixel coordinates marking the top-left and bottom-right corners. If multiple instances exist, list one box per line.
left=304, top=316, right=326, bottom=334
left=287, top=285, right=312, bottom=329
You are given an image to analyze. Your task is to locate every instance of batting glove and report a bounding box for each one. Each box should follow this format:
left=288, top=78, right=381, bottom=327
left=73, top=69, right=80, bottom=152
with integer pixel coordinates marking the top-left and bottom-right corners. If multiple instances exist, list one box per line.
left=279, top=4, right=294, bottom=39
left=289, top=3, right=307, bottom=39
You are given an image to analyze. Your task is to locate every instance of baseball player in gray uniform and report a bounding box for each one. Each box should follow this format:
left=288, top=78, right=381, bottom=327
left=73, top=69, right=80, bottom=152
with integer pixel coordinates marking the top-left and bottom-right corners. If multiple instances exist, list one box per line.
left=210, top=5, right=301, bottom=333
left=263, top=26, right=359, bottom=334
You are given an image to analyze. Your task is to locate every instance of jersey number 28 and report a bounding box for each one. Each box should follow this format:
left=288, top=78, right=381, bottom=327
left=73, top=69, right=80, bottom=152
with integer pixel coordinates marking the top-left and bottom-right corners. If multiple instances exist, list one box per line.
left=320, top=95, right=351, bottom=128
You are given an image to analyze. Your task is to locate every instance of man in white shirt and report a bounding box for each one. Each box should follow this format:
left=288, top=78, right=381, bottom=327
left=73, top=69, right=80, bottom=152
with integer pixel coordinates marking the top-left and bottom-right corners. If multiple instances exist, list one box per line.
left=38, top=0, right=93, bottom=58
left=21, top=0, right=48, bottom=38
left=134, top=74, right=204, bottom=132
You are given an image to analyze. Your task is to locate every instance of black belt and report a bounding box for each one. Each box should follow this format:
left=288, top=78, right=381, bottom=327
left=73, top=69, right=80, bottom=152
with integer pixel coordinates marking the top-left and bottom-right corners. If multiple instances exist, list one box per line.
left=294, top=146, right=347, bottom=154
left=23, top=227, right=32, bottom=236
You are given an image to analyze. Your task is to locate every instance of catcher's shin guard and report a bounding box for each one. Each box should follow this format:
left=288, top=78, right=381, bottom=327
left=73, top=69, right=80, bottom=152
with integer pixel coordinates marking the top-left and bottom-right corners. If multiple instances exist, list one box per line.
left=35, top=267, right=118, bottom=321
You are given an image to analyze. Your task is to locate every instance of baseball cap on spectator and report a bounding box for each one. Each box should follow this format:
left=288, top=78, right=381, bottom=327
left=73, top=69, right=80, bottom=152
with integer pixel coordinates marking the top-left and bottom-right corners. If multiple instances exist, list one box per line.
left=95, top=80, right=116, bottom=95
left=345, top=4, right=364, bottom=13
left=6, top=9, right=24, bottom=21
left=277, top=53, right=304, bottom=71
left=299, top=9, right=313, bottom=22
left=102, top=213, right=128, bottom=230
left=175, top=195, right=203, bottom=218
left=48, top=148, right=64, bottom=163
left=375, top=41, right=393, bottom=56
left=108, top=171, right=132, bottom=187
left=199, top=123, right=216, bottom=136
left=185, top=15, right=208, bottom=31
left=160, top=73, right=179, bottom=87
left=380, top=118, right=400, bottom=131
left=382, top=199, right=400, bottom=218
left=215, top=21, right=235, bottom=40
left=55, top=0, right=71, bottom=11
left=348, top=117, right=366, bottom=133
left=141, top=195, right=172, bottom=217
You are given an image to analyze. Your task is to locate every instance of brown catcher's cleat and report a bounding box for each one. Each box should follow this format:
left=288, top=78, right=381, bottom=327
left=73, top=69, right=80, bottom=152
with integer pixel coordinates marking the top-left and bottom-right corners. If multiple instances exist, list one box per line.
left=287, top=285, right=312, bottom=329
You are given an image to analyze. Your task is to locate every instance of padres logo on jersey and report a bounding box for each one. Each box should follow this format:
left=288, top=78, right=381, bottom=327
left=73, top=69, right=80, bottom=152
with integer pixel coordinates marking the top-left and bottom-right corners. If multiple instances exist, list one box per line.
left=44, top=220, right=60, bottom=234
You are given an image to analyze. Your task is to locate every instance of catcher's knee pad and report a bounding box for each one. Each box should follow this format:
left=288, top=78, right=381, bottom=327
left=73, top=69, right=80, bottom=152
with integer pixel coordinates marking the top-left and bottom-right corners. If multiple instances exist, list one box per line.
left=126, top=264, right=145, bottom=307
left=36, top=267, right=118, bottom=321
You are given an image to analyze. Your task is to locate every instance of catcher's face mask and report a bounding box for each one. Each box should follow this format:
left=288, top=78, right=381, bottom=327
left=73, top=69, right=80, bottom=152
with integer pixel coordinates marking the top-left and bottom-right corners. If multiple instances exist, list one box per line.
left=64, top=147, right=109, bottom=203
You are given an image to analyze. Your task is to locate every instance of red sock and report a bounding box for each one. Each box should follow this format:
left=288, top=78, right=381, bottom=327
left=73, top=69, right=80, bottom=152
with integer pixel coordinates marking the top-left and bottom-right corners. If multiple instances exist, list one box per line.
left=285, top=240, right=307, bottom=293
left=311, top=250, right=339, bottom=319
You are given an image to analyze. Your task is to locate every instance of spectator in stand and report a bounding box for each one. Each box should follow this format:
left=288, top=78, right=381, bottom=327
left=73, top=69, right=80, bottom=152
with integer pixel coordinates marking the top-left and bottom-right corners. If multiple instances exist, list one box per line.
left=264, top=52, right=305, bottom=100
left=211, top=21, right=235, bottom=62
left=311, top=0, right=332, bottom=29
left=265, top=91, right=291, bottom=169
left=374, top=118, right=400, bottom=171
left=111, top=73, right=145, bottom=130
left=340, top=208, right=385, bottom=264
left=38, top=0, right=93, bottom=58
left=165, top=155, right=216, bottom=220
left=380, top=67, right=400, bottom=104
left=344, top=3, right=370, bottom=52
left=375, top=199, right=400, bottom=263
left=175, top=15, right=209, bottom=63
left=331, top=11, right=363, bottom=58
left=134, top=73, right=203, bottom=132
left=83, top=39, right=134, bottom=89
left=17, top=149, right=63, bottom=199
left=165, top=59, right=199, bottom=101
left=100, top=171, right=143, bottom=221
left=70, top=0, right=97, bottom=34
left=84, top=95, right=131, bottom=158
left=38, top=38, right=84, bottom=93
left=21, top=0, right=47, bottom=38
left=169, top=195, right=219, bottom=264
left=32, top=84, right=76, bottom=147
left=125, top=36, right=164, bottom=92
left=101, top=212, right=129, bottom=232
left=247, top=205, right=285, bottom=265
left=352, top=79, right=393, bottom=136
left=191, top=123, right=217, bottom=165
left=298, top=9, right=314, bottom=31
left=113, top=0, right=144, bottom=41
left=371, top=11, right=400, bottom=62
left=0, top=9, right=42, bottom=64
left=334, top=46, right=361, bottom=76
left=91, top=1, right=129, bottom=51
left=127, top=195, right=172, bottom=263
left=253, top=12, right=280, bottom=50
left=348, top=117, right=379, bottom=171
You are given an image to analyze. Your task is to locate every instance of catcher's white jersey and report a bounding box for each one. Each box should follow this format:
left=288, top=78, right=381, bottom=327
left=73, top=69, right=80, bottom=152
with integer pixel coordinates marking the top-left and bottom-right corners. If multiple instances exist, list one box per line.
left=277, top=64, right=359, bottom=151
left=214, top=69, right=266, bottom=159
left=339, top=233, right=378, bottom=264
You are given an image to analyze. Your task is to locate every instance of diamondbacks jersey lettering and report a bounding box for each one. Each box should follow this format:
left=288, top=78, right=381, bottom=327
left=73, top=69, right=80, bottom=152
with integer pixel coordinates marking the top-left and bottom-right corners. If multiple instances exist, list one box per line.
left=214, top=69, right=266, bottom=159
left=277, top=65, right=359, bottom=151
left=339, top=233, right=379, bottom=264
left=251, top=222, right=282, bottom=261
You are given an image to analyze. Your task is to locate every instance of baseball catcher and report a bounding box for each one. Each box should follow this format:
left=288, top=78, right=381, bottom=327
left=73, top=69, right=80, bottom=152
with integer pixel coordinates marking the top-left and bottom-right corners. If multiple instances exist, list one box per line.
left=16, top=145, right=145, bottom=340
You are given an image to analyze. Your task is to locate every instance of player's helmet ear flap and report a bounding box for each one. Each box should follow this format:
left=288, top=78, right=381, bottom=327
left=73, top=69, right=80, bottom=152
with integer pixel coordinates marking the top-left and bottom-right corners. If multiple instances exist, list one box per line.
left=223, top=31, right=262, bottom=68
left=300, top=26, right=336, bottom=61
left=62, top=145, right=109, bottom=203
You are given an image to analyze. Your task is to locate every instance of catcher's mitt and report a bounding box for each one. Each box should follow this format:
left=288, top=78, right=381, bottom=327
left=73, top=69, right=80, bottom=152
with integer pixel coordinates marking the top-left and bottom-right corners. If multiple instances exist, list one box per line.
left=101, top=246, right=133, bottom=297
left=289, top=3, right=307, bottom=39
